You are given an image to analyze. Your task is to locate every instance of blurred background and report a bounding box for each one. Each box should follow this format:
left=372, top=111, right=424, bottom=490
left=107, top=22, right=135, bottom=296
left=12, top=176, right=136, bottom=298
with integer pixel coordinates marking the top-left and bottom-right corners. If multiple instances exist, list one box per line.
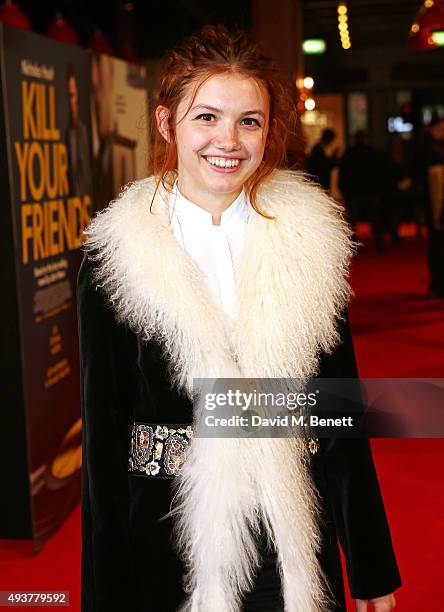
left=5, top=0, right=444, bottom=254
left=0, top=1, right=443, bottom=610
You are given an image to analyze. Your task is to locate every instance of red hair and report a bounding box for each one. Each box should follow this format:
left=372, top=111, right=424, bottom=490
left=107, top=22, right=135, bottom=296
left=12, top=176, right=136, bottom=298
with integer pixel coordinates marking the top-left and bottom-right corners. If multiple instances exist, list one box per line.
left=149, top=24, right=295, bottom=218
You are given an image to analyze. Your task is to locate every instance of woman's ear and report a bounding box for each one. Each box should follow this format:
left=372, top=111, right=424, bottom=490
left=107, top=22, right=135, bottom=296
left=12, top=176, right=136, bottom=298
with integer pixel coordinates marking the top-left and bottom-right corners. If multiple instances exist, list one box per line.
left=155, top=105, right=171, bottom=143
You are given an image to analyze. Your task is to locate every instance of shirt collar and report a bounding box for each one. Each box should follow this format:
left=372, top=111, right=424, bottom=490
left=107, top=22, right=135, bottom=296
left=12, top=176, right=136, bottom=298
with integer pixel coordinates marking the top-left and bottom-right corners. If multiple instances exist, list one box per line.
left=169, top=182, right=250, bottom=230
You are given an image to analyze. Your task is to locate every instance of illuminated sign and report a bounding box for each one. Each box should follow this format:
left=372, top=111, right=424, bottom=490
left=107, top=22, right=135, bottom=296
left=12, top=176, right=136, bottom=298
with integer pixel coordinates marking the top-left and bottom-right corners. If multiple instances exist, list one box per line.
left=431, top=30, right=444, bottom=46
left=302, top=39, right=326, bottom=55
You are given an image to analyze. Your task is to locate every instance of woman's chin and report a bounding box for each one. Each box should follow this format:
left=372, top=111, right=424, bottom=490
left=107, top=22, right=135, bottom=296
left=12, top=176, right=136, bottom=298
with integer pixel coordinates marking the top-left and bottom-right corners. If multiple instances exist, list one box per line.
left=200, top=168, right=251, bottom=194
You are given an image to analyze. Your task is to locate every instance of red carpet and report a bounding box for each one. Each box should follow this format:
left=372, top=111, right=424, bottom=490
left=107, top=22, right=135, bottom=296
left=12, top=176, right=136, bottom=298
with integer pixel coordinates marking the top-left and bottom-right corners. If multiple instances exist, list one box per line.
left=344, top=235, right=444, bottom=611
left=1, top=234, right=443, bottom=611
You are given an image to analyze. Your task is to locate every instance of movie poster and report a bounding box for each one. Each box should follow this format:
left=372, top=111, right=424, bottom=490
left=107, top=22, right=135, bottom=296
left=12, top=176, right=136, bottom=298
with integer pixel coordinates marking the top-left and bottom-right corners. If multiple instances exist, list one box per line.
left=0, top=25, right=92, bottom=549
left=90, top=53, right=148, bottom=210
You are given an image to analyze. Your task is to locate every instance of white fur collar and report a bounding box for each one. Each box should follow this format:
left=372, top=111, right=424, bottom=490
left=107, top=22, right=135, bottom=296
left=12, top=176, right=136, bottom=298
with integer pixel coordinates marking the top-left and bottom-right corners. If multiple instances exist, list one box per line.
left=83, top=169, right=352, bottom=386
left=83, top=169, right=353, bottom=612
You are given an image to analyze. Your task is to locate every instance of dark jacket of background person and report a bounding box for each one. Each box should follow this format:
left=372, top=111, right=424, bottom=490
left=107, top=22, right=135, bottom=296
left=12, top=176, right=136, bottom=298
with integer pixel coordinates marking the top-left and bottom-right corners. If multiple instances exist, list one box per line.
left=338, top=132, right=386, bottom=250
left=379, top=136, right=416, bottom=242
left=307, top=128, right=338, bottom=192
left=338, top=135, right=382, bottom=198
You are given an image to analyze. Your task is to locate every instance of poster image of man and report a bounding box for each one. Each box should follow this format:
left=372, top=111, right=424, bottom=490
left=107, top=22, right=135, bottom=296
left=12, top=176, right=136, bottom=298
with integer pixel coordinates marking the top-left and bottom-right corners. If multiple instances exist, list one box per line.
left=66, top=64, right=92, bottom=198
left=90, top=52, right=148, bottom=211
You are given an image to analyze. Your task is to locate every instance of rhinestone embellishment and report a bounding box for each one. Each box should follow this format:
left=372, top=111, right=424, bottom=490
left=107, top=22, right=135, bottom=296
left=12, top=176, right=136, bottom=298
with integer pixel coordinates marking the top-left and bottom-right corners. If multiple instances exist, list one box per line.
left=163, top=435, right=189, bottom=476
left=308, top=438, right=320, bottom=455
left=129, top=423, right=192, bottom=477
left=132, top=425, right=154, bottom=468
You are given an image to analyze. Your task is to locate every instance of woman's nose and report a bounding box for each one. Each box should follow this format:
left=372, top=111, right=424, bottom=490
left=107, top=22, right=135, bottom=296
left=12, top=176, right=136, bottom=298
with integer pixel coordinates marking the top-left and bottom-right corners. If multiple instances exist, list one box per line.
left=213, top=125, right=241, bottom=151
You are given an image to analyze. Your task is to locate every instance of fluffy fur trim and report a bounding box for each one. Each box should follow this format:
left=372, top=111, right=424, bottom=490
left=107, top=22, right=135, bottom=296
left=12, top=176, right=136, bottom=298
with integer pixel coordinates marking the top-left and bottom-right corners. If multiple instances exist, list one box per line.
left=83, top=170, right=354, bottom=611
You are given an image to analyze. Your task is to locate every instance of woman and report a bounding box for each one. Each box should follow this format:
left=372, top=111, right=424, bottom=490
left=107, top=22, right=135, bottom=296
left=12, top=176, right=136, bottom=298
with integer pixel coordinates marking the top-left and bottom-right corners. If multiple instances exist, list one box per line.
left=78, top=25, right=401, bottom=612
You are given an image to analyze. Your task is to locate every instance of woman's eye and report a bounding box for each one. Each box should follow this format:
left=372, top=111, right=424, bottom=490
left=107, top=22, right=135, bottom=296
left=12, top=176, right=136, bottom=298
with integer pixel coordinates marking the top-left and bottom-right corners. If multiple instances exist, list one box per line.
left=241, top=117, right=260, bottom=127
left=196, top=113, right=215, bottom=122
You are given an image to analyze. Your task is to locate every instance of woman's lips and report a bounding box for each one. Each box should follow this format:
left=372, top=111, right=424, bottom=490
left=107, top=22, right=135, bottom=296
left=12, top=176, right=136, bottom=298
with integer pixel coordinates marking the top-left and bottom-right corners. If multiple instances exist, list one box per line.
left=203, top=156, right=244, bottom=173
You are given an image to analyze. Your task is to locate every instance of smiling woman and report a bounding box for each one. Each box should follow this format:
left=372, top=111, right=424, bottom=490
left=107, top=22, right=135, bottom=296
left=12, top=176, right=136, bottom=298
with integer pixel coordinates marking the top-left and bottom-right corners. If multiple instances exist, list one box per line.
left=156, top=73, right=269, bottom=224
left=77, top=24, right=401, bottom=612
left=150, top=25, right=291, bottom=221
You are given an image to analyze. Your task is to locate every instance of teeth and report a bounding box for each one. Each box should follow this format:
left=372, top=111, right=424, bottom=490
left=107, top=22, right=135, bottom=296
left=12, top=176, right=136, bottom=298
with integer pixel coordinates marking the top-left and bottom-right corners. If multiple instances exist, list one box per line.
left=206, top=157, right=240, bottom=168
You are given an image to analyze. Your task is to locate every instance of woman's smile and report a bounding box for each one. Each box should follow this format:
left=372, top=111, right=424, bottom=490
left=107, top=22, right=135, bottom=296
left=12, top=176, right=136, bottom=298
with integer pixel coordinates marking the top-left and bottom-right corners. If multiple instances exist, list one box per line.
left=202, top=155, right=243, bottom=172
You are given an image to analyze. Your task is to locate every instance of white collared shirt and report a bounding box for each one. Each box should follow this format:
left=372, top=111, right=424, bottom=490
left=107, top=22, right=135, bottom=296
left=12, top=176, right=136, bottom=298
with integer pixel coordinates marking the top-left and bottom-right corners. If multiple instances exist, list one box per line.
left=168, top=184, right=251, bottom=315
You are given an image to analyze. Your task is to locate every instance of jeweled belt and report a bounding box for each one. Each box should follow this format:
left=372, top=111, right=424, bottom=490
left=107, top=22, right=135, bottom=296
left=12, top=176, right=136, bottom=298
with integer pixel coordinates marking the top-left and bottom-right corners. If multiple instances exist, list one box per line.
left=128, top=422, right=193, bottom=477
left=128, top=421, right=319, bottom=479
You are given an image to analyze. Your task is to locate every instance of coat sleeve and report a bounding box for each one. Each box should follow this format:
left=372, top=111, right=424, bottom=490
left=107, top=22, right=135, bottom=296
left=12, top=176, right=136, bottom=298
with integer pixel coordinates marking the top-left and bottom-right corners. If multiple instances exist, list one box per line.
left=317, top=311, right=402, bottom=600
left=77, top=253, right=138, bottom=611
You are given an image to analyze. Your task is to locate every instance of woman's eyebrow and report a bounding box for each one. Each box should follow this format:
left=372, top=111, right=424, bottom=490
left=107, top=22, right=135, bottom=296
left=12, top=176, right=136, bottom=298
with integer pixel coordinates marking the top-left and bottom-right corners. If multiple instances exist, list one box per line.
left=241, top=109, right=266, bottom=118
left=191, top=104, right=265, bottom=118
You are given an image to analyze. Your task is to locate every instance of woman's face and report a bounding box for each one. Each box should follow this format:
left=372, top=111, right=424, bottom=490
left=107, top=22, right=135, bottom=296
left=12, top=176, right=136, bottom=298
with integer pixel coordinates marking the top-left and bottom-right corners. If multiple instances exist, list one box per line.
left=158, top=73, right=270, bottom=207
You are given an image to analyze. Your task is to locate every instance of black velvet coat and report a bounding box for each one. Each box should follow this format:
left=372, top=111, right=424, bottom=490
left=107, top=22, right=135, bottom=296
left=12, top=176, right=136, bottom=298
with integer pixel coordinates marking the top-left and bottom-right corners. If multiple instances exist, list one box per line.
left=77, top=173, right=401, bottom=612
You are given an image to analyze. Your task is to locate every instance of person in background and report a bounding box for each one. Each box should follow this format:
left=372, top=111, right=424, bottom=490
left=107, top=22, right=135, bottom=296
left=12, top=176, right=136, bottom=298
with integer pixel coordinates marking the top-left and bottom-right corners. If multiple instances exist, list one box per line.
left=307, top=128, right=339, bottom=192
left=422, top=117, right=444, bottom=297
left=381, top=135, right=415, bottom=244
left=339, top=130, right=385, bottom=252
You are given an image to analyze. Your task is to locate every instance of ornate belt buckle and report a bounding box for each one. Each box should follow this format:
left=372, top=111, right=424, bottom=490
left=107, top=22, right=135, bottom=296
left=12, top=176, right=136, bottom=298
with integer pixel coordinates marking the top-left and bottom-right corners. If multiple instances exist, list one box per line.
left=129, top=422, right=193, bottom=477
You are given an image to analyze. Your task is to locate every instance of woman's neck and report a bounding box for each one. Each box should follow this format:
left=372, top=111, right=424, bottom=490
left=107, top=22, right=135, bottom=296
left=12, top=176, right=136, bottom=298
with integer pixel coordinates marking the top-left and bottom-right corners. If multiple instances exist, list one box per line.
left=176, top=182, right=242, bottom=226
